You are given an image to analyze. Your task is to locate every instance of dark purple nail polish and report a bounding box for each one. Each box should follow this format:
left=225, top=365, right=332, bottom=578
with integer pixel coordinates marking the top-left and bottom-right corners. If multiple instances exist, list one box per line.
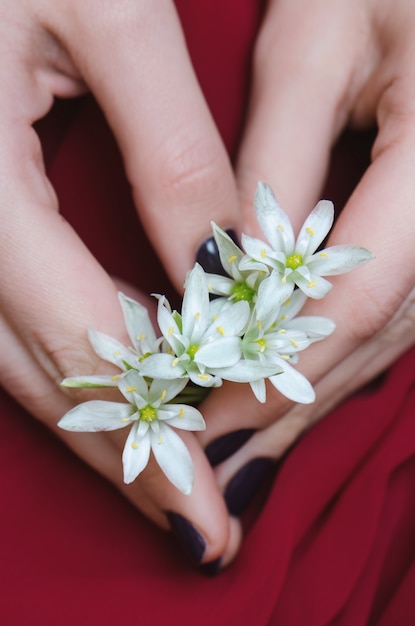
left=224, top=458, right=274, bottom=517
left=200, top=557, right=222, bottom=577
left=205, top=429, right=255, bottom=467
left=195, top=229, right=239, bottom=275
left=167, top=512, right=206, bottom=565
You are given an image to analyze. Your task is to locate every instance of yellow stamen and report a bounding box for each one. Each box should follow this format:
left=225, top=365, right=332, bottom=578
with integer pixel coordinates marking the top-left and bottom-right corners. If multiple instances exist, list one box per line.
left=306, top=226, right=315, bottom=236
left=277, top=224, right=284, bottom=232
left=195, top=311, right=200, bottom=320
left=278, top=329, right=287, bottom=334
left=257, top=319, right=262, bottom=330
left=283, top=298, right=291, bottom=307
left=280, top=314, right=287, bottom=321
left=160, top=389, right=167, bottom=401
left=113, top=350, right=121, bottom=357
left=158, top=436, right=163, bottom=445
left=216, top=325, right=225, bottom=336
left=290, top=338, right=299, bottom=348
left=282, top=275, right=287, bottom=285
left=121, top=417, right=130, bottom=423
left=168, top=326, right=174, bottom=337
left=137, top=333, right=145, bottom=340
left=172, top=358, right=179, bottom=367
left=228, top=254, right=237, bottom=263
left=261, top=248, right=267, bottom=259
left=257, top=339, right=266, bottom=353
left=111, top=374, right=120, bottom=382
left=280, top=354, right=290, bottom=360
left=197, top=373, right=210, bottom=381
left=212, top=314, right=218, bottom=321
left=308, top=280, right=317, bottom=288
left=131, top=441, right=139, bottom=450
left=125, top=386, right=137, bottom=393
left=319, top=252, right=328, bottom=258
left=179, top=408, right=185, bottom=418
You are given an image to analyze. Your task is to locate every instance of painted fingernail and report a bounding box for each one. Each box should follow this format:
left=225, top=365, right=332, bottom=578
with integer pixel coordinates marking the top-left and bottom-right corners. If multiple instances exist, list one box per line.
left=205, top=429, right=255, bottom=467
left=200, top=557, right=223, bottom=577
left=224, top=458, right=274, bottom=517
left=166, top=512, right=206, bottom=565
left=195, top=229, right=239, bottom=275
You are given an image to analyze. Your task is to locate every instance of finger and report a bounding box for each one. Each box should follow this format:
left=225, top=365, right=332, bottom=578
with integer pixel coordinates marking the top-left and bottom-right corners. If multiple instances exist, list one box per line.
left=0, top=17, right=234, bottom=567
left=198, top=33, right=415, bottom=514
left=208, top=283, right=415, bottom=492
left=40, top=0, right=240, bottom=289
left=235, top=0, right=374, bottom=231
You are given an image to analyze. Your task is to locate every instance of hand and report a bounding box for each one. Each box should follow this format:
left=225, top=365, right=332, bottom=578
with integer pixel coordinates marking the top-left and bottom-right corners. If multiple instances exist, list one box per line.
left=197, top=0, right=415, bottom=559
left=0, top=0, right=243, bottom=568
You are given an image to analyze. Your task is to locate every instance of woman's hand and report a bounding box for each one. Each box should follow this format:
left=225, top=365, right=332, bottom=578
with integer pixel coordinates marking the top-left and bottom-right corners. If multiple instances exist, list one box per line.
left=197, top=0, right=415, bottom=557
left=0, top=0, right=243, bottom=568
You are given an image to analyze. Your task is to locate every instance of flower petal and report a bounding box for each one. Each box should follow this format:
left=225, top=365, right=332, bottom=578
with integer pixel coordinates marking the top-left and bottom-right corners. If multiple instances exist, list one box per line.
left=295, top=271, right=333, bottom=299
left=148, top=377, right=188, bottom=405
left=249, top=378, right=267, bottom=403
left=240, top=234, right=276, bottom=267
left=150, top=423, right=195, bottom=494
left=117, top=370, right=149, bottom=404
left=269, top=361, right=315, bottom=403
left=206, top=299, right=250, bottom=337
left=196, top=337, right=242, bottom=368
left=256, top=272, right=294, bottom=320
left=211, top=222, right=243, bottom=280
left=122, top=422, right=151, bottom=484
left=295, top=200, right=334, bottom=257
left=182, top=264, right=210, bottom=342
left=307, top=245, right=374, bottom=276
left=188, top=370, right=222, bottom=387
left=60, top=375, right=119, bottom=388
left=159, top=404, right=206, bottom=431
left=156, top=297, right=184, bottom=355
left=254, top=182, right=295, bottom=252
left=88, top=329, right=138, bottom=370
left=58, top=400, right=134, bottom=432
left=118, top=292, right=157, bottom=353
left=211, top=359, right=282, bottom=383
left=285, top=316, right=336, bottom=338
left=139, top=353, right=188, bottom=380
left=205, top=273, right=234, bottom=296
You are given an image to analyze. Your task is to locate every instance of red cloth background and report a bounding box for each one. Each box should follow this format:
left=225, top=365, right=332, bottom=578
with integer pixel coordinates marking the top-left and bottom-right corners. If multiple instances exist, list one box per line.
left=2, top=2, right=415, bottom=624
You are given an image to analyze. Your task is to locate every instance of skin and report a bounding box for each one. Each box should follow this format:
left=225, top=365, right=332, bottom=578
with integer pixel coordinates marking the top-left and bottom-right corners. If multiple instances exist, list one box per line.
left=1, top=0, right=415, bottom=567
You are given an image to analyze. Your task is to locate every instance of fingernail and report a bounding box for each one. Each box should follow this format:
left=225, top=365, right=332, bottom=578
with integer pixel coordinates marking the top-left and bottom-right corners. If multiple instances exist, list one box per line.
left=224, top=458, right=274, bottom=517
left=166, top=512, right=206, bottom=565
left=205, top=429, right=255, bottom=467
left=200, top=557, right=223, bottom=577
left=195, top=229, right=239, bottom=275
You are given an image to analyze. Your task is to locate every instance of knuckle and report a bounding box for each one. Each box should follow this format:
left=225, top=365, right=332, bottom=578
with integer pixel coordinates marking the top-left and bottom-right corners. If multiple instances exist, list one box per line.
left=158, top=137, right=225, bottom=207
left=345, top=276, right=408, bottom=343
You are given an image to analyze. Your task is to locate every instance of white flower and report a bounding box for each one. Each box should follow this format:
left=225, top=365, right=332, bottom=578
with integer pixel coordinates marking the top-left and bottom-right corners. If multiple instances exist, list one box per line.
left=58, top=370, right=205, bottom=494
left=240, top=182, right=373, bottom=299
left=61, top=293, right=160, bottom=389
left=140, top=263, right=281, bottom=386
left=205, top=223, right=292, bottom=320
left=242, top=290, right=336, bottom=403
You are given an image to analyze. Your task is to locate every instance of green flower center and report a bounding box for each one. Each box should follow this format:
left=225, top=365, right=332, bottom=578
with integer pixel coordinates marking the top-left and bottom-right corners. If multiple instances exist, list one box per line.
left=139, top=405, right=157, bottom=423
left=187, top=344, right=199, bottom=359
left=231, top=281, right=256, bottom=303
left=286, top=253, right=303, bottom=270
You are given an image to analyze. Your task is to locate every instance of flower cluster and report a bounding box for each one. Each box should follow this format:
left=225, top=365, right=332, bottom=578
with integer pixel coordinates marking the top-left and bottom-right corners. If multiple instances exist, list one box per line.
left=58, top=182, right=372, bottom=493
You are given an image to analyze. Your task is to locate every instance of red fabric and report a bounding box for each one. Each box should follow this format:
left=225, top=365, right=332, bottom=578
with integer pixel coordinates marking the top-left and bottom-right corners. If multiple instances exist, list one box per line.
left=2, top=2, right=415, bottom=624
